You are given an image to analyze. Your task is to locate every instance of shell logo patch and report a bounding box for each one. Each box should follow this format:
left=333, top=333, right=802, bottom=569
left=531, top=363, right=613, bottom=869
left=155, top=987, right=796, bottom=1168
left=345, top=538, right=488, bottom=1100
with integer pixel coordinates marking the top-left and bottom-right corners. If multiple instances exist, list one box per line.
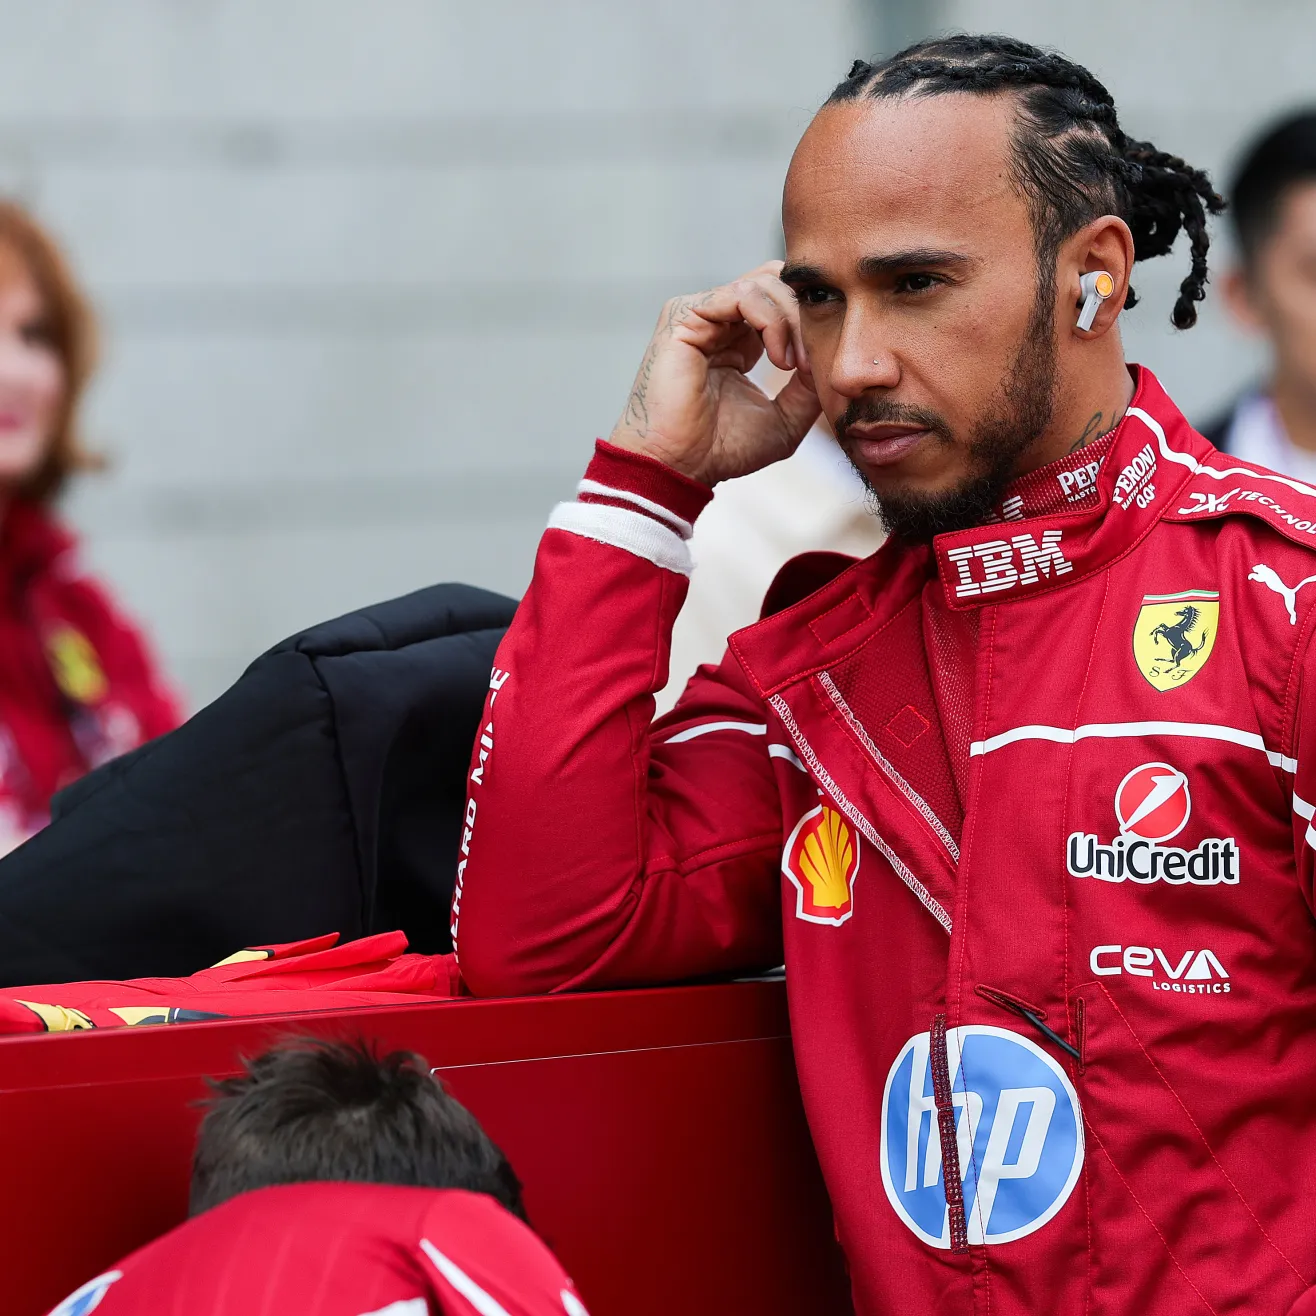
left=782, top=804, right=860, bottom=925
left=1132, top=590, right=1218, bottom=691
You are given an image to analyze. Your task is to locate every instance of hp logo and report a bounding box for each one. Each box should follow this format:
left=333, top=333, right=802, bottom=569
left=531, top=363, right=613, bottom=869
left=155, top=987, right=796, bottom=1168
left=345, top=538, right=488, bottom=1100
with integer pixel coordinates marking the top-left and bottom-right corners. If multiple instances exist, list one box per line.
left=880, top=1025, right=1084, bottom=1248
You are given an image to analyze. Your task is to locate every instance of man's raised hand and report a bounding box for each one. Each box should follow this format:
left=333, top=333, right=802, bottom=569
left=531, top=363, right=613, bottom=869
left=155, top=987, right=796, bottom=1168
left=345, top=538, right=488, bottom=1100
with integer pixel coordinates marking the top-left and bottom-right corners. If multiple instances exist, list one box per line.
left=608, top=262, right=822, bottom=487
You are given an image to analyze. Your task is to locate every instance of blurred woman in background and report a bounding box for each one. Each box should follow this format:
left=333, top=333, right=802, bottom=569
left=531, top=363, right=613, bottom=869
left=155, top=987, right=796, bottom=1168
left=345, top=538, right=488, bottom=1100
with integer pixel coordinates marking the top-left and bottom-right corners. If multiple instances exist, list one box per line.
left=0, top=200, right=179, bottom=856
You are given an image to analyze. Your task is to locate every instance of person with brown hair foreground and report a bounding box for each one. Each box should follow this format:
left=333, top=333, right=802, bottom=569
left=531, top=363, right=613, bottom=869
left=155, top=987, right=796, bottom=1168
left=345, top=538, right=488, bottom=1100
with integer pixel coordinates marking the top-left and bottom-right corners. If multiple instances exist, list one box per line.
left=189, top=1036, right=524, bottom=1217
left=45, top=1039, right=589, bottom=1316
left=452, top=35, right=1316, bottom=1316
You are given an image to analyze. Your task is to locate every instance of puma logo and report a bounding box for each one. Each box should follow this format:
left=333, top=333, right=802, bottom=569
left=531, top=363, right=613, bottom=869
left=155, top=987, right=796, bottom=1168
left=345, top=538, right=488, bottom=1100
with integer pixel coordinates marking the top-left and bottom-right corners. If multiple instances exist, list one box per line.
left=1248, top=563, right=1316, bottom=625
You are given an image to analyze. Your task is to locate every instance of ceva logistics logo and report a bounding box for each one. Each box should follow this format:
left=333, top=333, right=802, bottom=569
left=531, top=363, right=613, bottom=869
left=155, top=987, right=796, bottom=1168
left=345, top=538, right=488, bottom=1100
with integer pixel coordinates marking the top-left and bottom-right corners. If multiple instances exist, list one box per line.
left=880, top=1025, right=1084, bottom=1248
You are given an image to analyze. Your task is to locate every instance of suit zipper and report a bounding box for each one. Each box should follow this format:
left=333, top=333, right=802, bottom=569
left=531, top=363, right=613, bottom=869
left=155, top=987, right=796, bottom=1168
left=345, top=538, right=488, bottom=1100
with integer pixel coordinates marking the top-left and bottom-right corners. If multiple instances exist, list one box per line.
left=929, top=1012, right=970, bottom=1253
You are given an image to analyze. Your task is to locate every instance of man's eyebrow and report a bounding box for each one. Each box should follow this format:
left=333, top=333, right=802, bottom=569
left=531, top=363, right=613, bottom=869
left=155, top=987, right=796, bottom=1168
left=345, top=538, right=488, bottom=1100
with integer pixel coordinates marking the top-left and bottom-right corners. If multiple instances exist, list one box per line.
left=779, top=262, right=826, bottom=287
left=780, top=250, right=973, bottom=288
left=857, top=249, right=972, bottom=278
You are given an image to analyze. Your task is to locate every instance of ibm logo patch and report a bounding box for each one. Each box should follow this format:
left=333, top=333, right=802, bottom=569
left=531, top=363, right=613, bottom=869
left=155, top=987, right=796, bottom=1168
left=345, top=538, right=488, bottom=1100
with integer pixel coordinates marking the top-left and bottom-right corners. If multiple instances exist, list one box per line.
left=947, top=531, right=1074, bottom=599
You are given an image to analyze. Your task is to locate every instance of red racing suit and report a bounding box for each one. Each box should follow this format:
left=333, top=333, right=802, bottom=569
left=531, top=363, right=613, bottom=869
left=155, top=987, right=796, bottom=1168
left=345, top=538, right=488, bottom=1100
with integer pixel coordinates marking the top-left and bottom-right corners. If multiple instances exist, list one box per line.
left=49, top=1182, right=589, bottom=1316
left=453, top=366, right=1316, bottom=1314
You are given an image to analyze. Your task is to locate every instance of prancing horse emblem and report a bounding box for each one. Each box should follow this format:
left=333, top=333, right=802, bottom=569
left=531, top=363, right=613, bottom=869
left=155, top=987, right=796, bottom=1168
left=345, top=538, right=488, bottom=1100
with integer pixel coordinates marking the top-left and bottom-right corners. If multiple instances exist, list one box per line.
left=1151, top=607, right=1209, bottom=667
left=1132, top=590, right=1219, bottom=691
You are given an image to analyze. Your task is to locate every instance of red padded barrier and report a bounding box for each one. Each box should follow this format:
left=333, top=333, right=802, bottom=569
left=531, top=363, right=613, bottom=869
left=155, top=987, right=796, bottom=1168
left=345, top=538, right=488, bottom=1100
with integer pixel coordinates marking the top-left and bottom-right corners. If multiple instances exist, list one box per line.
left=0, top=980, right=852, bottom=1316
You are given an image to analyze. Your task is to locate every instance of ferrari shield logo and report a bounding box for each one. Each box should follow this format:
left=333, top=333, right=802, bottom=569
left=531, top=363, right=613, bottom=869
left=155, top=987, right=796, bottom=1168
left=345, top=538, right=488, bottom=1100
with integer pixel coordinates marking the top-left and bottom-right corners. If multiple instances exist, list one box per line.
left=1133, top=590, right=1218, bottom=690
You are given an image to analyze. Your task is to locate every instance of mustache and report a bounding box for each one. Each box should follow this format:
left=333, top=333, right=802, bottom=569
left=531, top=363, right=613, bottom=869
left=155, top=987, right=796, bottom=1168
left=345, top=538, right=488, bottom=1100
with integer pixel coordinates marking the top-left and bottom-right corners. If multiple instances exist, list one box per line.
left=834, top=398, right=953, bottom=444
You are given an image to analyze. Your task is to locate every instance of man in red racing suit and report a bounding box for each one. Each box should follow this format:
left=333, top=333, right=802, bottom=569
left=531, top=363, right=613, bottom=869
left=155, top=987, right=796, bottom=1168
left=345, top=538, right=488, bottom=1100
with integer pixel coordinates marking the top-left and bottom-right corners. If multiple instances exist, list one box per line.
left=452, top=38, right=1316, bottom=1315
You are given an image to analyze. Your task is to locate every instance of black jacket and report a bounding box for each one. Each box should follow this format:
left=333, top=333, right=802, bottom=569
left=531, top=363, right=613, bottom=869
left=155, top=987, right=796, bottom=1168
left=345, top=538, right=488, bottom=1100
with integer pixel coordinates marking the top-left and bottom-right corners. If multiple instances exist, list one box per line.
left=0, top=583, right=515, bottom=987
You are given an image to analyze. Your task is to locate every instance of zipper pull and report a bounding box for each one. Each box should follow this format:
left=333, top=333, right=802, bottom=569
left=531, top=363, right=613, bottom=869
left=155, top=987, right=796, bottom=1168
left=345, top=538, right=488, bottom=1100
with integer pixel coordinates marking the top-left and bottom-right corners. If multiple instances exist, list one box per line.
left=975, top=984, right=1081, bottom=1062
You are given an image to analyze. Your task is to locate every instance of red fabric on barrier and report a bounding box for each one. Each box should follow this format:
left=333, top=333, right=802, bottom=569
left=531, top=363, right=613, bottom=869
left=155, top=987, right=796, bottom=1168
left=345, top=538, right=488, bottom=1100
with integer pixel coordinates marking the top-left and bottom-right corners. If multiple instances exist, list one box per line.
left=0, top=931, right=462, bottom=1033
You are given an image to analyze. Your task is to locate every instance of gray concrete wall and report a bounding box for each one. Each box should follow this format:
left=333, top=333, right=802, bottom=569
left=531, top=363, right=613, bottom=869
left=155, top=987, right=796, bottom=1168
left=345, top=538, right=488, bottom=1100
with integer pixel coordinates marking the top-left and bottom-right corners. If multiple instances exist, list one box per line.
left=4, top=2, right=1301, bottom=707
left=0, top=1, right=871, bottom=706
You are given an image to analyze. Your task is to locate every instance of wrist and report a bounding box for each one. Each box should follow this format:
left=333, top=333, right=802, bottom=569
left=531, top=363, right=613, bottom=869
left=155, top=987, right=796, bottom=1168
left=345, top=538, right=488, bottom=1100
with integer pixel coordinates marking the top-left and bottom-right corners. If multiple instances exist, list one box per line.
left=606, top=426, right=714, bottom=487
left=541, top=440, right=712, bottom=579
left=588, top=440, right=715, bottom=527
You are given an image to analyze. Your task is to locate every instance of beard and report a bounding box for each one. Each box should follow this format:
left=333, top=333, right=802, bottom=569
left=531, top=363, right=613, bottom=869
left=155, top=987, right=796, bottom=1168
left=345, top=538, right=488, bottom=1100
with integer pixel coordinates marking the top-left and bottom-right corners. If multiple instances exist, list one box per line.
left=838, top=268, right=1059, bottom=543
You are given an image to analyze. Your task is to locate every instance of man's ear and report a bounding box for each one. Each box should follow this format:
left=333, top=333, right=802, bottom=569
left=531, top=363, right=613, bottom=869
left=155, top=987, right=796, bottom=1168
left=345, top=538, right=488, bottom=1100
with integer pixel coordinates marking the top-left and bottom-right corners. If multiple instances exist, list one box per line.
left=1064, top=216, right=1135, bottom=340
left=1221, top=265, right=1267, bottom=334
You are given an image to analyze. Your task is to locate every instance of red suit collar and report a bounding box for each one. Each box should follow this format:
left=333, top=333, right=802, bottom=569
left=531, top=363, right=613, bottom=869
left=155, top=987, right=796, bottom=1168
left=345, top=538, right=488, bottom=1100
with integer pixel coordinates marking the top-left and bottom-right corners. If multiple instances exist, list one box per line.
left=933, top=366, right=1205, bottom=610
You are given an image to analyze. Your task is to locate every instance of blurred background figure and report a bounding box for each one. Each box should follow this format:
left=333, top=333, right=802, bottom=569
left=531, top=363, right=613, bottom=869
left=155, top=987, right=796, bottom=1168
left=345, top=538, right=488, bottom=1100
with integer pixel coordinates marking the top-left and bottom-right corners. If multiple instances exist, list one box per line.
left=1205, top=111, right=1316, bottom=475
left=0, top=200, right=178, bottom=856
left=46, top=1037, right=589, bottom=1315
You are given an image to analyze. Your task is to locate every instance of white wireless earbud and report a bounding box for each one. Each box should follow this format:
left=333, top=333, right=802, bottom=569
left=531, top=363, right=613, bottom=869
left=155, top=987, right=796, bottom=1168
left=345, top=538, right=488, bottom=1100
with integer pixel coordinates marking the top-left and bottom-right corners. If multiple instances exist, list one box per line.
left=1077, top=270, right=1115, bottom=331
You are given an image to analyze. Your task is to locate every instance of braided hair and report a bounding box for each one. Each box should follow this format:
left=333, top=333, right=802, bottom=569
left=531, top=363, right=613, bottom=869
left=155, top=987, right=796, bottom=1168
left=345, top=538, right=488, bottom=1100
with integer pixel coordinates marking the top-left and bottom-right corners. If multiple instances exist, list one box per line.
left=828, top=35, right=1225, bottom=329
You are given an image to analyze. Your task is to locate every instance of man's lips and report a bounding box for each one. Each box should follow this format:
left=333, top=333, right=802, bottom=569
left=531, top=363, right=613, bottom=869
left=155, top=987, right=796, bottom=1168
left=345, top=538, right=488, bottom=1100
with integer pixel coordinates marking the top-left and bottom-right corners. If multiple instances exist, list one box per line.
left=843, top=423, right=930, bottom=468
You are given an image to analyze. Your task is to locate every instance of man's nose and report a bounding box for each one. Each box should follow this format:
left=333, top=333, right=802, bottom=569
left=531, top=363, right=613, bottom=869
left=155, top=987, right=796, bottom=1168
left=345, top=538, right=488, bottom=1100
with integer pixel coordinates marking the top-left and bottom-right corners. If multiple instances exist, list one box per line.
left=828, top=313, right=899, bottom=398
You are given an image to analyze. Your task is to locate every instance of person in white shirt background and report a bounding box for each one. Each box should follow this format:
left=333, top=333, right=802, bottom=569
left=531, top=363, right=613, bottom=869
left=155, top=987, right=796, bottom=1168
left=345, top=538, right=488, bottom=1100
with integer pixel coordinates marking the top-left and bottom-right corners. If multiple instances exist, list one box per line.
left=1207, top=110, right=1316, bottom=479
left=657, top=359, right=885, bottom=712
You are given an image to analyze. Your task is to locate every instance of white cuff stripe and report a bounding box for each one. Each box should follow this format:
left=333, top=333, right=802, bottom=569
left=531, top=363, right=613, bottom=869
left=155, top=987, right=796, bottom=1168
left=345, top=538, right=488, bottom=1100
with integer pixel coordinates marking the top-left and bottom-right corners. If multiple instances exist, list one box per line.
left=547, top=501, right=692, bottom=575
left=577, top=479, right=695, bottom=539
left=970, top=719, right=1297, bottom=771
left=663, top=720, right=767, bottom=744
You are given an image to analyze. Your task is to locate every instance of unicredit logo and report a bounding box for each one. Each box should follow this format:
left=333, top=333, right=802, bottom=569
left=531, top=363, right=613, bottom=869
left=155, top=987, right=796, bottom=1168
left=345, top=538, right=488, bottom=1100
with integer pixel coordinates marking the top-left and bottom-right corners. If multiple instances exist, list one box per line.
left=1115, top=763, right=1190, bottom=842
left=1066, top=762, right=1238, bottom=886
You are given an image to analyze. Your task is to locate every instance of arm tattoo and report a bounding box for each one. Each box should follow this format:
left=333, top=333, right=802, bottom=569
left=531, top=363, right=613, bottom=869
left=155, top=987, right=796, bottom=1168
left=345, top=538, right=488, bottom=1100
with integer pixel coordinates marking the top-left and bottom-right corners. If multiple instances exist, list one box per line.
left=622, top=293, right=713, bottom=436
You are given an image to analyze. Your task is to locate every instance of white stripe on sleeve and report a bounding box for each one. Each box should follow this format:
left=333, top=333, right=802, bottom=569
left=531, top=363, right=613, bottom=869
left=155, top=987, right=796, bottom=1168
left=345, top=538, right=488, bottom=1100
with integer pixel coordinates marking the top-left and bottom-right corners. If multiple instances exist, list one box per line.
left=547, top=501, right=692, bottom=575
left=663, top=720, right=768, bottom=743
left=420, top=1239, right=512, bottom=1316
left=576, top=478, right=695, bottom=539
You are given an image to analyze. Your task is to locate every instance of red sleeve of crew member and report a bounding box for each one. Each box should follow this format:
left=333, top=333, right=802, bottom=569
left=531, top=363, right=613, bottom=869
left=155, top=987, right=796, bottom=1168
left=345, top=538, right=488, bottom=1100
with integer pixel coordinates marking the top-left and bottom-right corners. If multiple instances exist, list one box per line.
left=417, top=1190, right=590, bottom=1315
left=451, top=441, right=784, bottom=996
